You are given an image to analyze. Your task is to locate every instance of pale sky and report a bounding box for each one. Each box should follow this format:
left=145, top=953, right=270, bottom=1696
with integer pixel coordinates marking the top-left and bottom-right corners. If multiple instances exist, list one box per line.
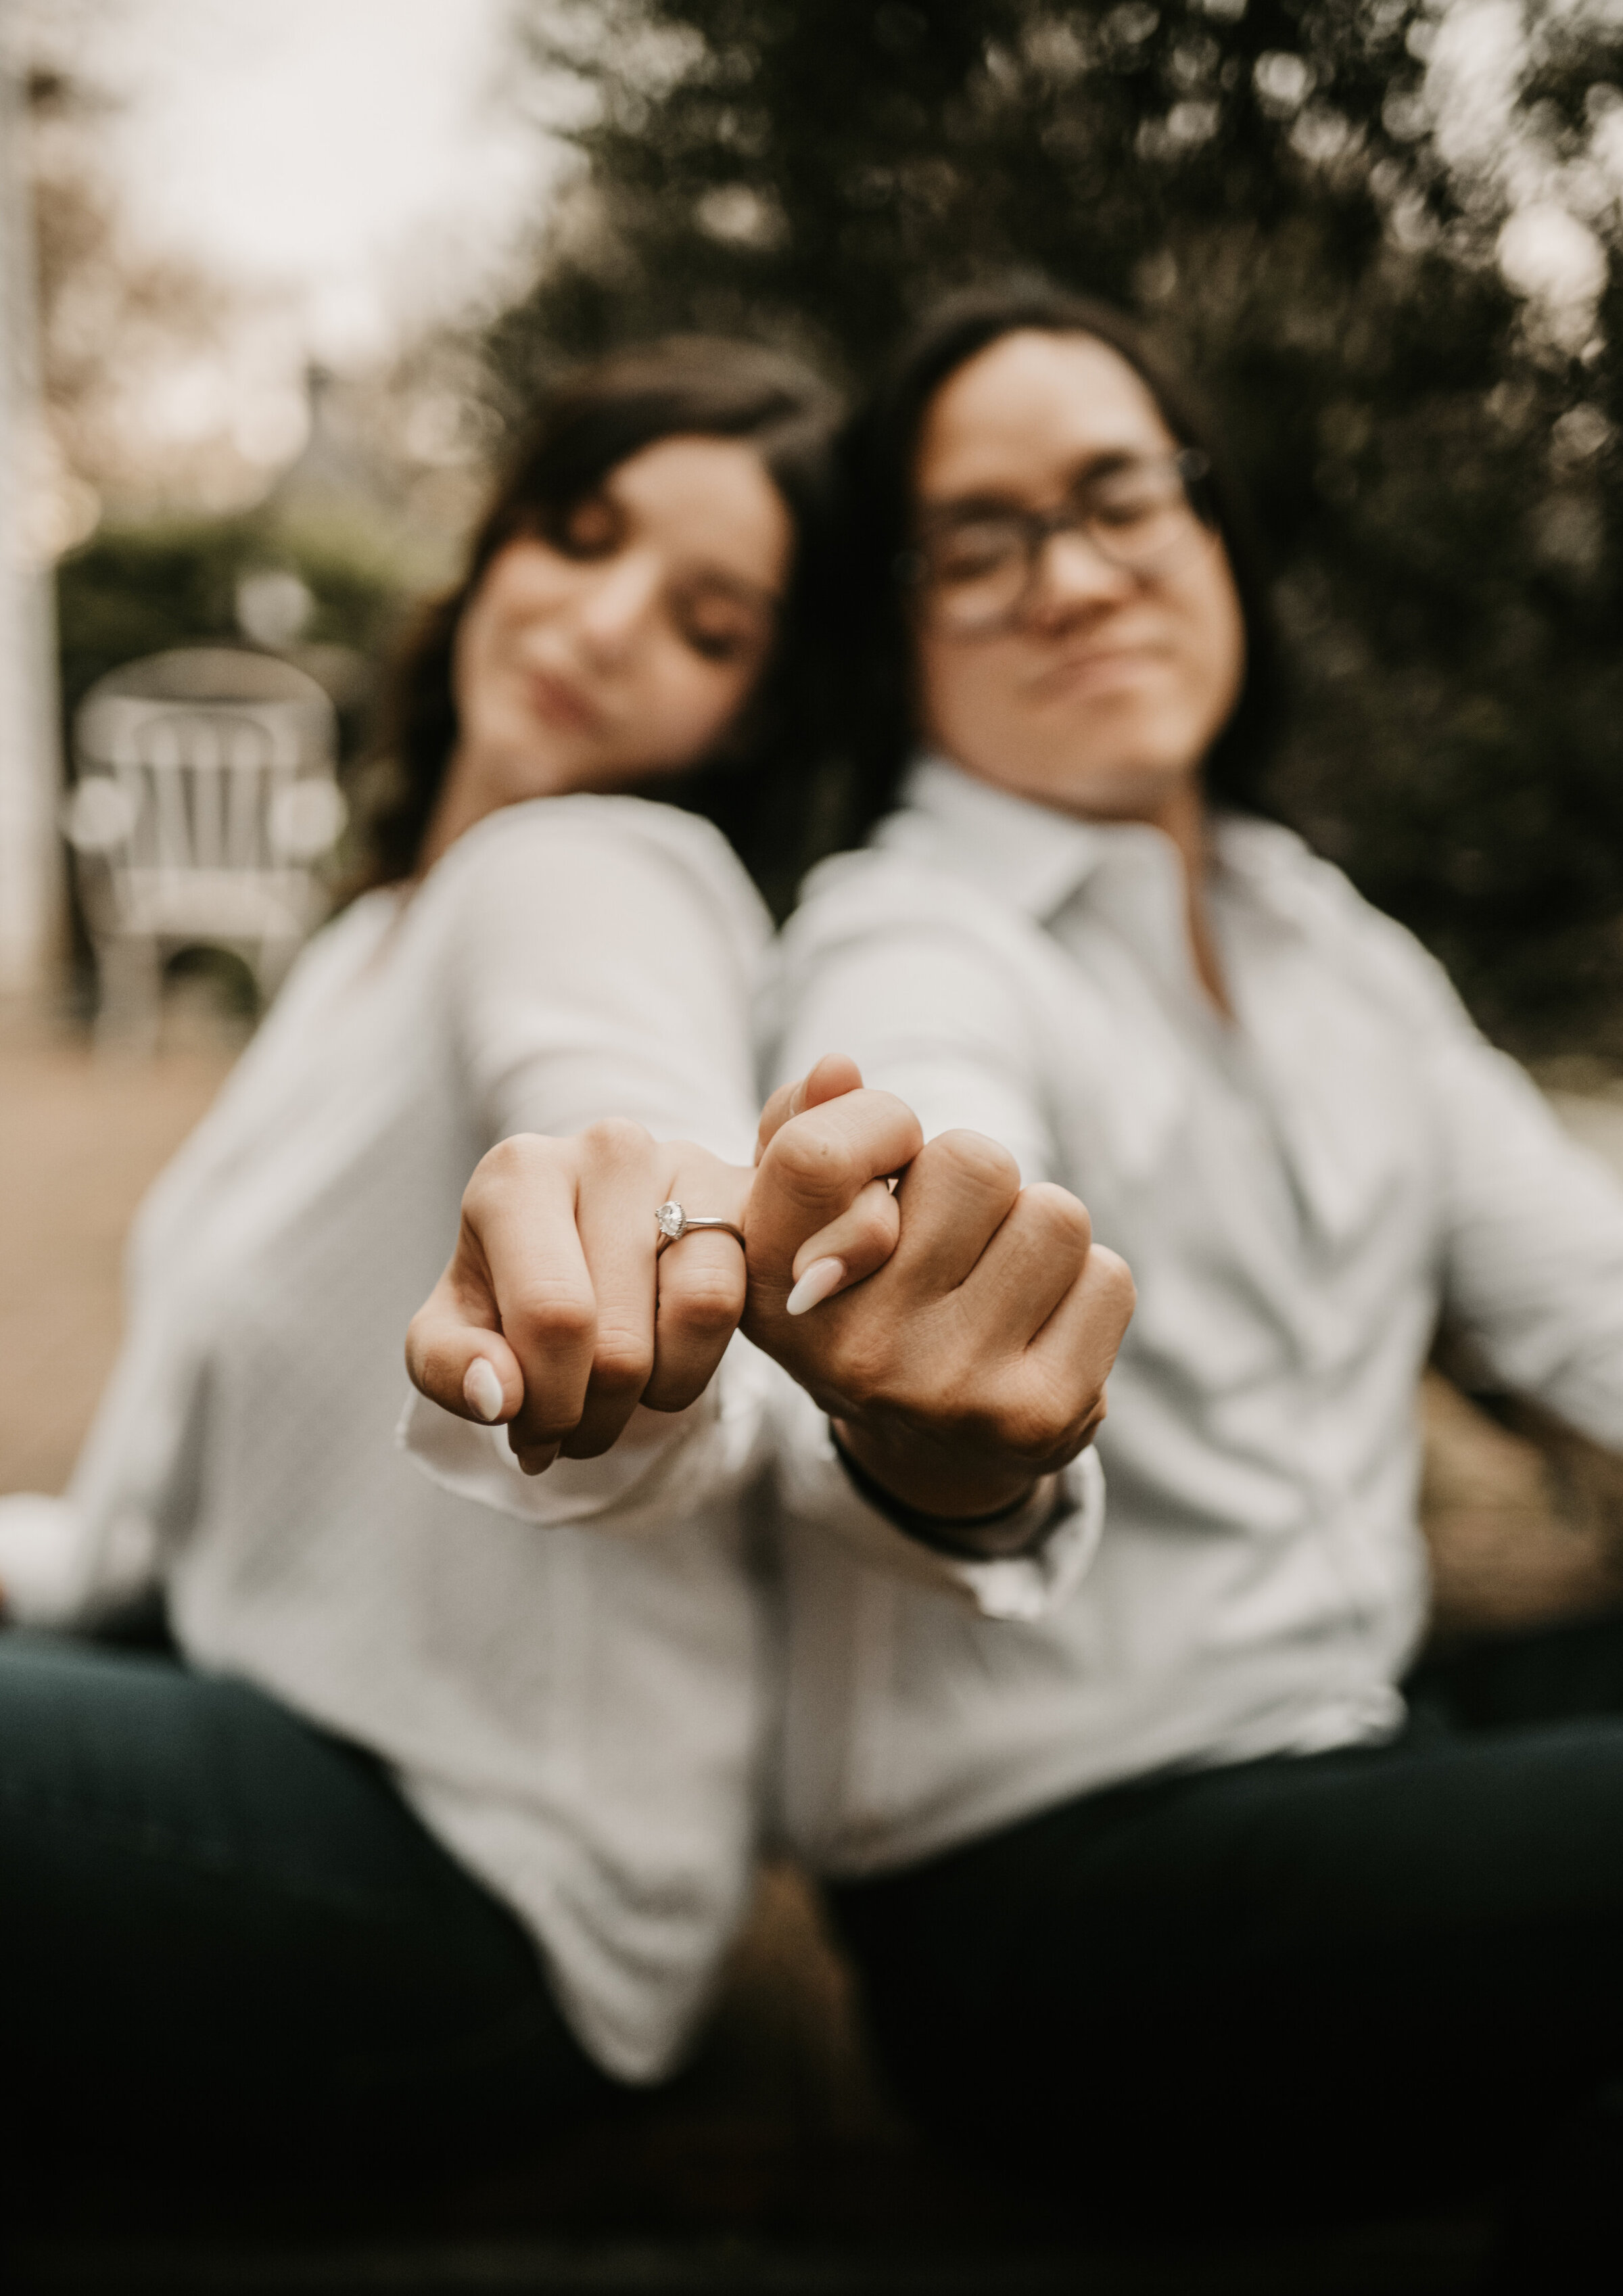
left=18, top=0, right=1622, bottom=379
left=41, top=0, right=569, bottom=364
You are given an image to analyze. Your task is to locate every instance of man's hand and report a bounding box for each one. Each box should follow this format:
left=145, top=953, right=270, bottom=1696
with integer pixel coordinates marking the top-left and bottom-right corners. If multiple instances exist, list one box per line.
left=747, top=1071, right=1136, bottom=1545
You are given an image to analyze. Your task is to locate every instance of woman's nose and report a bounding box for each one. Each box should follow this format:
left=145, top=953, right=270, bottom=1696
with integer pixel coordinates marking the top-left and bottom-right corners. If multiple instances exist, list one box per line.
left=569, top=553, right=663, bottom=657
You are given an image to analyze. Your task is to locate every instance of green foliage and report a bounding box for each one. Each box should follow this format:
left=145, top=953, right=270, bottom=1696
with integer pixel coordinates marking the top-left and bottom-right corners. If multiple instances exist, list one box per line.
left=495, top=0, right=1623, bottom=1054
left=55, top=513, right=409, bottom=757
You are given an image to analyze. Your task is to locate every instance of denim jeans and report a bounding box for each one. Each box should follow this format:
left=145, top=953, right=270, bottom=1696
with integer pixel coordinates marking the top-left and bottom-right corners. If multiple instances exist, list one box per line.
left=831, top=1616, right=1623, bottom=2276
left=0, top=1629, right=613, bottom=2179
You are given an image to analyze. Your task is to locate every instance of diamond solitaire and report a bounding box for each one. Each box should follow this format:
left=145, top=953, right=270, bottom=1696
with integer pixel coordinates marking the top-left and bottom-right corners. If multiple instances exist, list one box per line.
left=653, top=1201, right=747, bottom=1256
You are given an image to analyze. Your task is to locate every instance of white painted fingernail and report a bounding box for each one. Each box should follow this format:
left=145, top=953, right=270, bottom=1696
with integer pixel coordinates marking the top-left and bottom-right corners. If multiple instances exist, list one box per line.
left=786, top=1257, right=845, bottom=1316
left=463, top=1357, right=505, bottom=1423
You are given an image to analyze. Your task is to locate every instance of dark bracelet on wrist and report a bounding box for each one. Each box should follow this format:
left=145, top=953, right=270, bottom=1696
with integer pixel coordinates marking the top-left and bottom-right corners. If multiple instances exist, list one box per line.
left=829, top=1428, right=1050, bottom=1562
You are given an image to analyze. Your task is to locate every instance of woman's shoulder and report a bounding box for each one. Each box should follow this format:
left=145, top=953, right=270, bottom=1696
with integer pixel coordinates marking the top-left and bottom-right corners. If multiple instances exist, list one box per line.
left=418, top=794, right=773, bottom=960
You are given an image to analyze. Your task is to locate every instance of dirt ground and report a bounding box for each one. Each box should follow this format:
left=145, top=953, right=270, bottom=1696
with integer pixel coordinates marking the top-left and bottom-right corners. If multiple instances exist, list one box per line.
left=0, top=1001, right=238, bottom=1498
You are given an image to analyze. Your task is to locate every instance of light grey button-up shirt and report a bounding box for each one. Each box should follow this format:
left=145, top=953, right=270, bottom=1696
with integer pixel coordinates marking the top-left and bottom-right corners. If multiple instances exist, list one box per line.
left=766, top=756, right=1623, bottom=1876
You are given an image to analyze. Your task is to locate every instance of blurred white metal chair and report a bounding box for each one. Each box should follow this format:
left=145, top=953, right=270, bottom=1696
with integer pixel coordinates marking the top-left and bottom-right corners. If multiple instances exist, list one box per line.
left=62, top=648, right=347, bottom=1048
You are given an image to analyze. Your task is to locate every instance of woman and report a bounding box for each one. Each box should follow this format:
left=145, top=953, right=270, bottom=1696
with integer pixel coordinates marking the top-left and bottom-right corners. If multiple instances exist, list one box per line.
left=765, top=283, right=1623, bottom=2272
left=0, top=336, right=891, bottom=2169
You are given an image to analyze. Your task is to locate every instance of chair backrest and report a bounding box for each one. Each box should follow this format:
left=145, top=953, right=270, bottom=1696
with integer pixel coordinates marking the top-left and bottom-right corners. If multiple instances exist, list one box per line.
left=66, top=647, right=345, bottom=893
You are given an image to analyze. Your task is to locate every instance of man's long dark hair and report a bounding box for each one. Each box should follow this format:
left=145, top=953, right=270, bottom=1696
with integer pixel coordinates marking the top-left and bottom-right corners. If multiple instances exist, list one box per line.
left=349, top=337, right=841, bottom=902
left=835, top=279, right=1286, bottom=844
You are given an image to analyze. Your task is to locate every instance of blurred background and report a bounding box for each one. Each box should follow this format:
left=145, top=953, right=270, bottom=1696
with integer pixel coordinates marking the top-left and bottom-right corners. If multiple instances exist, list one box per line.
left=5, top=0, right=1623, bottom=1046
left=3, top=9, right=1623, bottom=2274
left=4, top=0, right=1623, bottom=1604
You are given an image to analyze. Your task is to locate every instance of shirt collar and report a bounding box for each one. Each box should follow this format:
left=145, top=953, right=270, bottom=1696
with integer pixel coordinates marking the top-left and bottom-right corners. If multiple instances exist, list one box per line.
left=880, top=755, right=1123, bottom=921
left=885, top=755, right=1317, bottom=922
left=886, top=753, right=1239, bottom=924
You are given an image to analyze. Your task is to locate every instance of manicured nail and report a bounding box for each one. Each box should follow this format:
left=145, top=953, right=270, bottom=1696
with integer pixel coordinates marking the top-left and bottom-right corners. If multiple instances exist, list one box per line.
left=463, top=1357, right=504, bottom=1423
left=786, top=1257, right=845, bottom=1316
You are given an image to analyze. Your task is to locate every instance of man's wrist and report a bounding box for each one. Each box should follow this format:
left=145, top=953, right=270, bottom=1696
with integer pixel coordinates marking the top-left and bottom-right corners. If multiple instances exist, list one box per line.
left=830, top=1424, right=1056, bottom=1560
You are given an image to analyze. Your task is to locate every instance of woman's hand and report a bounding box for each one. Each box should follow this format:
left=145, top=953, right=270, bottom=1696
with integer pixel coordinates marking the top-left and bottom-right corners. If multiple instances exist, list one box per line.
left=406, top=1123, right=754, bottom=1474
left=745, top=1069, right=1137, bottom=1545
left=405, top=1069, right=916, bottom=1475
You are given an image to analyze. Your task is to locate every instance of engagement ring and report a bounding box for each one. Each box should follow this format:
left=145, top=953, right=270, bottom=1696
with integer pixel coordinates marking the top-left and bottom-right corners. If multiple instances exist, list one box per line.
left=655, top=1201, right=747, bottom=1256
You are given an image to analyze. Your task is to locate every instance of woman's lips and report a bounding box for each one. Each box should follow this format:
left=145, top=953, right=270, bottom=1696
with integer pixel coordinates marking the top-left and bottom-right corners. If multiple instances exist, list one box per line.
left=524, top=666, right=603, bottom=732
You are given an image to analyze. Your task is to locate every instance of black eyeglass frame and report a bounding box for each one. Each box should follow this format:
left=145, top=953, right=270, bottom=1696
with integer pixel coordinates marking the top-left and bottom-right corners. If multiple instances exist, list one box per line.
left=895, top=446, right=1216, bottom=636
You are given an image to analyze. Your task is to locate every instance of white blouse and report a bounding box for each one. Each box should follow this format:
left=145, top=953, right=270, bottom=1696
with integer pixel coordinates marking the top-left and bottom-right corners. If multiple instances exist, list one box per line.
left=0, top=797, right=776, bottom=2084
left=763, top=757, right=1623, bottom=1877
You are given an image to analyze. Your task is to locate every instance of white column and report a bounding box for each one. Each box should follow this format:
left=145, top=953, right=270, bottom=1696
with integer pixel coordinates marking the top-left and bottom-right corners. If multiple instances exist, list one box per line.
left=0, top=42, right=64, bottom=1002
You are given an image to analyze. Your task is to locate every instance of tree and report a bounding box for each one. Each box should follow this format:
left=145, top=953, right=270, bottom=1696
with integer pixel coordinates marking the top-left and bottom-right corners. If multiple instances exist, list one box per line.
left=494, top=0, right=1623, bottom=1054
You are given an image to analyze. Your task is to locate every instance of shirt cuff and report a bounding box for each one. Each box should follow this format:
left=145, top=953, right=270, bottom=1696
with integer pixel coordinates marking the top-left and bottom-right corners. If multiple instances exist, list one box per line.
left=774, top=1384, right=1105, bottom=1621
left=394, top=1333, right=772, bottom=1535
left=0, top=1493, right=155, bottom=1628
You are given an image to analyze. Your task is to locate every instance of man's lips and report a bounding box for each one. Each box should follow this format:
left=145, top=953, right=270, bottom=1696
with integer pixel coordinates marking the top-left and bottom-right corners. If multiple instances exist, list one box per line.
left=524, top=666, right=603, bottom=732
left=1027, top=645, right=1169, bottom=700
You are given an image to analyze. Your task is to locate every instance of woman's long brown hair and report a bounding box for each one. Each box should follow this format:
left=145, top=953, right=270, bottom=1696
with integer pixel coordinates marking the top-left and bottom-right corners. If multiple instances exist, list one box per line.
left=348, top=337, right=841, bottom=907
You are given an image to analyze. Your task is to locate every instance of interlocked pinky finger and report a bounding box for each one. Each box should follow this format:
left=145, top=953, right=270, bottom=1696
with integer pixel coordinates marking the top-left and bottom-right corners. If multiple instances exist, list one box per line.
left=785, top=1178, right=901, bottom=1317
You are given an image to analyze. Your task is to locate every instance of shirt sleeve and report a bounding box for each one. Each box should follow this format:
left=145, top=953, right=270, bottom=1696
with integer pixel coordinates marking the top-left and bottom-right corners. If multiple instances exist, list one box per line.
left=440, top=799, right=768, bottom=1161
left=768, top=1372, right=1105, bottom=1620
left=396, top=1333, right=775, bottom=1537
left=766, top=860, right=1098, bottom=1610
left=1419, top=967, right=1623, bottom=1450
left=767, top=862, right=1057, bottom=1185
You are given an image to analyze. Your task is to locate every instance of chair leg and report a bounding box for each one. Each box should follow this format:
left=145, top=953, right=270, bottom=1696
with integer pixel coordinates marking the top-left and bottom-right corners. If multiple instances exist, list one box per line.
left=93, top=936, right=162, bottom=1056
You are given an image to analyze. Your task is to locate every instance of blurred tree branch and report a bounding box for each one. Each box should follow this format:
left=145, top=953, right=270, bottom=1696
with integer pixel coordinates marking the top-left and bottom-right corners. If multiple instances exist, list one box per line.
left=490, top=0, right=1623, bottom=1056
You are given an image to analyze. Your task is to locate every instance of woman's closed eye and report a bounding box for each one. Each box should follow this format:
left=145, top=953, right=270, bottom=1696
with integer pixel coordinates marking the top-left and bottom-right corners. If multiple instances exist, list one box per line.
left=556, top=493, right=625, bottom=558
left=672, top=582, right=776, bottom=665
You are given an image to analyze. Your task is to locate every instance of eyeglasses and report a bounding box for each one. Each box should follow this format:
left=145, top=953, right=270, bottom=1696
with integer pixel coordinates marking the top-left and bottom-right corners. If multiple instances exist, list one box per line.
left=898, top=449, right=1214, bottom=637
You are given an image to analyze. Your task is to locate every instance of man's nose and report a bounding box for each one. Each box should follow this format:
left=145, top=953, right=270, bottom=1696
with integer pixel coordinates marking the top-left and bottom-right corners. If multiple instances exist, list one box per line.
left=1028, top=525, right=1134, bottom=620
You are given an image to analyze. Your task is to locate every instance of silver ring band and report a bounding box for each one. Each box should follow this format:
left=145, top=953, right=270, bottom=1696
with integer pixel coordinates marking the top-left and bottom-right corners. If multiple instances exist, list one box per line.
left=655, top=1200, right=746, bottom=1257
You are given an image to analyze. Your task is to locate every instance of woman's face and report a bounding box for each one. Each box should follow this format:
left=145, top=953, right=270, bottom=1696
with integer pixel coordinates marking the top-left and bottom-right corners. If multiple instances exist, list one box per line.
left=910, top=330, right=1246, bottom=823
left=450, top=434, right=791, bottom=807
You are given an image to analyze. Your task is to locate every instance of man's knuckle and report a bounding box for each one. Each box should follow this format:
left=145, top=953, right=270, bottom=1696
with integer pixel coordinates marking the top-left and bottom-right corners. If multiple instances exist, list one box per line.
left=1093, top=1246, right=1137, bottom=1319
left=931, top=1129, right=1021, bottom=1198
left=991, top=1368, right=1075, bottom=1458
left=1022, top=1182, right=1093, bottom=1257
left=768, top=1123, right=858, bottom=1206
left=833, top=1332, right=902, bottom=1413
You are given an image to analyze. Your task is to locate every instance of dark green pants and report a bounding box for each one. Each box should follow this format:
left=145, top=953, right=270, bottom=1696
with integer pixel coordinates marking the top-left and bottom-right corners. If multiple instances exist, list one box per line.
left=831, top=1618, right=1623, bottom=2275
left=0, top=1631, right=613, bottom=2176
